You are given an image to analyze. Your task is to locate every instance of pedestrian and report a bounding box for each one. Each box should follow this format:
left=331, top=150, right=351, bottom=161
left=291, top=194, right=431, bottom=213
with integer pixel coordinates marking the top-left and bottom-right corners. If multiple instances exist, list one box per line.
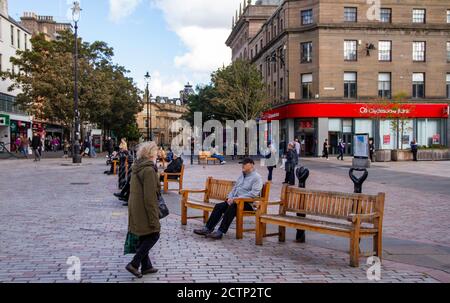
left=106, top=137, right=113, bottom=157
left=119, top=138, right=128, bottom=152
left=126, top=141, right=160, bottom=278
left=20, top=135, right=29, bottom=158
left=284, top=143, right=296, bottom=185
left=337, top=139, right=345, bottom=161
left=63, top=139, right=69, bottom=158
left=15, top=136, right=21, bottom=154
left=369, top=139, right=375, bottom=162
left=31, top=132, right=42, bottom=162
left=159, top=152, right=183, bottom=182
left=264, top=141, right=277, bottom=182
left=411, top=139, right=418, bottom=162
left=322, top=139, right=329, bottom=160
left=81, top=138, right=90, bottom=157
left=193, top=158, right=263, bottom=240
left=89, top=137, right=97, bottom=158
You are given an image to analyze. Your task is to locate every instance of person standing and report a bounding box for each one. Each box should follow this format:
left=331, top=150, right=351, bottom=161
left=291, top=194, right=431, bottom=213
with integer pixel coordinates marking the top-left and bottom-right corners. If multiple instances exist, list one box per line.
left=294, top=138, right=301, bottom=157
left=264, top=141, right=277, bottom=182
left=20, top=135, right=29, bottom=158
left=119, top=138, right=128, bottom=152
left=411, top=140, right=418, bottom=162
left=337, top=139, right=345, bottom=161
left=31, top=132, right=42, bottom=162
left=126, top=141, right=160, bottom=278
left=63, top=139, right=69, bottom=158
left=106, top=137, right=113, bottom=157
left=369, top=139, right=375, bottom=162
left=284, top=143, right=296, bottom=185
left=322, top=139, right=329, bottom=160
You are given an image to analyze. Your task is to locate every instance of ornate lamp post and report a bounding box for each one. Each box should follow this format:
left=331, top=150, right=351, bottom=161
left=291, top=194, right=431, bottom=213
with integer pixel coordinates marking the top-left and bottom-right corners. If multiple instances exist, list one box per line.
left=144, top=72, right=152, bottom=141
left=72, top=1, right=82, bottom=164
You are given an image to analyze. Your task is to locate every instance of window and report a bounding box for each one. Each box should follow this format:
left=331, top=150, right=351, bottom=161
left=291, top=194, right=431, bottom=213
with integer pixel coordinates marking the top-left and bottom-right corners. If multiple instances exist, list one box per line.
left=255, top=44, right=258, bottom=54
left=17, top=29, right=20, bottom=49
left=344, top=72, right=357, bottom=98
left=10, top=25, right=14, bottom=46
left=412, top=9, right=425, bottom=23
left=344, top=7, right=357, bottom=22
left=380, top=8, right=392, bottom=23
left=447, top=10, right=450, bottom=23
left=0, top=54, right=2, bottom=72
left=447, top=42, right=450, bottom=62
left=273, top=81, right=277, bottom=97
left=344, top=40, right=357, bottom=61
left=301, top=42, right=312, bottom=63
left=24, top=34, right=28, bottom=50
left=301, top=74, right=313, bottom=99
left=446, top=74, right=450, bottom=99
left=301, top=9, right=313, bottom=25
left=413, top=41, right=426, bottom=62
left=378, top=73, right=391, bottom=99
left=280, top=77, right=284, bottom=96
left=251, top=49, right=253, bottom=59
left=378, top=41, right=392, bottom=61
left=412, top=73, right=425, bottom=99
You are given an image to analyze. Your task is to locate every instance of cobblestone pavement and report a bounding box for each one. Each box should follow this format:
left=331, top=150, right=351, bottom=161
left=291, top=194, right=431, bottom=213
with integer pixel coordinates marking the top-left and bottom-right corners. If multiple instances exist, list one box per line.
left=0, top=157, right=445, bottom=283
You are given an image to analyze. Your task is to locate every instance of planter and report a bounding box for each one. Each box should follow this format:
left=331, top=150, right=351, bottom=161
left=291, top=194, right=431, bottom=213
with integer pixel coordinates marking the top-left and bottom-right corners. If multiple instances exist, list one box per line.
left=375, top=149, right=391, bottom=162
left=391, top=149, right=413, bottom=161
left=417, top=149, right=450, bottom=161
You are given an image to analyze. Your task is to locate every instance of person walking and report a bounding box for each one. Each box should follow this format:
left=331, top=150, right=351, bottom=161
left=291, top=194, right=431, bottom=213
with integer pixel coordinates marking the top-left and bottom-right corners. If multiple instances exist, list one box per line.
left=369, top=139, right=375, bottom=162
left=411, top=139, right=418, bottom=162
left=284, top=143, right=296, bottom=185
left=119, top=138, right=128, bottom=152
left=322, top=139, right=329, bottom=160
left=63, top=139, right=69, bottom=158
left=106, top=137, right=113, bottom=157
left=126, top=141, right=160, bottom=278
left=31, top=132, right=42, bottom=162
left=20, top=135, right=29, bottom=158
left=264, top=141, right=277, bottom=182
left=294, top=138, right=301, bottom=157
left=337, top=139, right=345, bottom=161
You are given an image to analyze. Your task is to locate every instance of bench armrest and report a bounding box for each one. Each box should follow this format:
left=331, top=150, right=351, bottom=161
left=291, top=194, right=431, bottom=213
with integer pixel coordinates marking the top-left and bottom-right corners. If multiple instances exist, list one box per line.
left=180, top=189, right=207, bottom=195
left=234, top=197, right=260, bottom=203
left=164, top=172, right=182, bottom=176
left=254, top=200, right=282, bottom=210
left=348, top=212, right=379, bottom=223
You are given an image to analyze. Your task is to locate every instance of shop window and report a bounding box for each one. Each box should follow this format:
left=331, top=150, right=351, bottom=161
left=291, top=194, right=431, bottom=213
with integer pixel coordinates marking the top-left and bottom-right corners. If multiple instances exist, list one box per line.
left=378, top=41, right=392, bottom=61
left=412, top=9, right=426, bottom=23
left=379, top=119, right=397, bottom=150
left=355, top=119, right=373, bottom=138
left=301, top=9, right=313, bottom=25
left=301, top=41, right=312, bottom=63
left=344, top=7, right=357, bottom=22
left=343, top=119, right=353, bottom=133
left=412, top=41, right=426, bottom=62
left=344, top=40, right=357, bottom=61
left=344, top=72, right=357, bottom=98
left=301, top=73, right=313, bottom=99
left=412, top=73, right=425, bottom=99
left=380, top=8, right=392, bottom=23
left=378, top=73, right=391, bottom=99
left=417, top=119, right=442, bottom=147
left=329, top=119, right=342, bottom=132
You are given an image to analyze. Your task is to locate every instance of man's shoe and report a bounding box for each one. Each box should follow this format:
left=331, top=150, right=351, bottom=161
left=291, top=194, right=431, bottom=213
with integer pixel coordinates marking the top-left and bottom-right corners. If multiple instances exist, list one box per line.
left=119, top=196, right=128, bottom=202
left=122, top=202, right=128, bottom=206
left=125, top=263, right=142, bottom=278
left=142, top=267, right=159, bottom=275
left=206, top=231, right=223, bottom=240
left=193, top=227, right=211, bottom=236
left=113, top=193, right=123, bottom=198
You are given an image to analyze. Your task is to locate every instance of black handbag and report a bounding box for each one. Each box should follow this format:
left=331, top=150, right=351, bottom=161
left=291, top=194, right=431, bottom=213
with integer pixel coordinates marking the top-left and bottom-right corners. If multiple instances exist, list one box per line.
left=158, top=193, right=169, bottom=219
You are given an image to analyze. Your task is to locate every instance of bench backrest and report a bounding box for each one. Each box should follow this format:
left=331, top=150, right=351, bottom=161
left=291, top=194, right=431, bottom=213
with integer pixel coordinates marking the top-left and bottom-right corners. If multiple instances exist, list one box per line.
left=199, top=151, right=211, bottom=158
left=204, top=177, right=271, bottom=203
left=281, top=185, right=384, bottom=223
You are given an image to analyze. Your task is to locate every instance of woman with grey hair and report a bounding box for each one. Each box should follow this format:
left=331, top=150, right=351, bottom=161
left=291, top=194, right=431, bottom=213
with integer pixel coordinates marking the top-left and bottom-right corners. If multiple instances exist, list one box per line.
left=126, top=141, right=160, bottom=278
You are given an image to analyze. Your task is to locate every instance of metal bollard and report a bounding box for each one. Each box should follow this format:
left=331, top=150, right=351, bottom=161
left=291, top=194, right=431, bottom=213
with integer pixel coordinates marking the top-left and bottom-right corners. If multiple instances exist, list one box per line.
left=295, top=167, right=310, bottom=242
left=349, top=168, right=368, bottom=194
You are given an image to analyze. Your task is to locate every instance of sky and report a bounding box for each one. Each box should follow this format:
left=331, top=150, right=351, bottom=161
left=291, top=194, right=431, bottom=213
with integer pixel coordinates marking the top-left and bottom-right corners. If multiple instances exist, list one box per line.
left=8, top=0, right=243, bottom=97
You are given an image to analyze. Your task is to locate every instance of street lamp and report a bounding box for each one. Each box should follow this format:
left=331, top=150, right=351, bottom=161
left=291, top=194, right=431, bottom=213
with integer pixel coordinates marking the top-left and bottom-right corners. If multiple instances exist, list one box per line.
left=144, top=72, right=152, bottom=141
left=72, top=1, right=82, bottom=164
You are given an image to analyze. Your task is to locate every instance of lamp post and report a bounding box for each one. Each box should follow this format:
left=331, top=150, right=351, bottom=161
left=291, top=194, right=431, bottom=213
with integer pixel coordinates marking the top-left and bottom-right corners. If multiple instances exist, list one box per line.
left=144, top=72, right=152, bottom=141
left=72, top=1, right=82, bottom=164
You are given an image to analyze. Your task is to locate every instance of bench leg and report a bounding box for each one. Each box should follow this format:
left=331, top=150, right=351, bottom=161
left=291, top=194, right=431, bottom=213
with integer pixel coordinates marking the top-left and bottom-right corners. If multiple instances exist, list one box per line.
left=350, top=233, right=360, bottom=267
left=255, top=218, right=263, bottom=245
left=203, top=211, right=209, bottom=224
left=235, top=203, right=244, bottom=239
left=374, top=232, right=382, bottom=260
left=181, top=201, right=187, bottom=225
left=278, top=226, right=286, bottom=242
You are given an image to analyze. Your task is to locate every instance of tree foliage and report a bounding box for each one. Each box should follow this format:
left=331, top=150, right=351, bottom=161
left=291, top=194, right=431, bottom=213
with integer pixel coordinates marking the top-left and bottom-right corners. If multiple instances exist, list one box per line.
left=1, top=31, right=142, bottom=139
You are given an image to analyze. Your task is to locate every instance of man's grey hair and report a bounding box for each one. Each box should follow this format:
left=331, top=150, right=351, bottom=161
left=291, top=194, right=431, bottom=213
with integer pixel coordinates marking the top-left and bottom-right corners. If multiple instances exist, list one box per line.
left=136, top=141, right=158, bottom=160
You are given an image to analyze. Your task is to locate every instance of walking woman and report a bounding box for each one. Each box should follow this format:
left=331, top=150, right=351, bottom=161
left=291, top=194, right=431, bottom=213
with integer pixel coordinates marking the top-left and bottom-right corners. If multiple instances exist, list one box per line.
left=322, top=139, right=329, bottom=160
left=126, top=141, right=160, bottom=278
left=284, top=143, right=296, bottom=185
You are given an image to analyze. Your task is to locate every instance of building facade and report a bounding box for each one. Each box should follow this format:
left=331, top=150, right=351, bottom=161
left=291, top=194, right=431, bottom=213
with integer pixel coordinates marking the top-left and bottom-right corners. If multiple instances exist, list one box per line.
left=136, top=97, right=188, bottom=147
left=0, top=0, right=33, bottom=151
left=20, top=12, right=71, bottom=41
left=226, top=0, right=450, bottom=156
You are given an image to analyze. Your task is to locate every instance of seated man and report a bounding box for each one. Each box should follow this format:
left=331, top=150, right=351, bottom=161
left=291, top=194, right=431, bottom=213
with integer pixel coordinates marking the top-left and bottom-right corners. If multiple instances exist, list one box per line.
left=159, top=152, right=183, bottom=181
left=193, top=158, right=262, bottom=240
left=209, top=145, right=226, bottom=165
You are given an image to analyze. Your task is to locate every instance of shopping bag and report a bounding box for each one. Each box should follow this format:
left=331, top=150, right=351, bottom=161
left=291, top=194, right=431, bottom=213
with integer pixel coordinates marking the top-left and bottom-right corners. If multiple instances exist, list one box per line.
left=124, top=232, right=139, bottom=255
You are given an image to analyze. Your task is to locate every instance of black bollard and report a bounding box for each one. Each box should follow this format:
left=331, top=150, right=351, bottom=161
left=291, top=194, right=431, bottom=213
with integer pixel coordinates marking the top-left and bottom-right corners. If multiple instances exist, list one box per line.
left=349, top=168, right=368, bottom=194
left=295, top=167, right=310, bottom=243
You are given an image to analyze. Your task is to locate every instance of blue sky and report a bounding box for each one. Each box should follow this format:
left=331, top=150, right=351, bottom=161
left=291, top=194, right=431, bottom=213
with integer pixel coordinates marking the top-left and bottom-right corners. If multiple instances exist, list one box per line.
left=8, top=0, right=243, bottom=97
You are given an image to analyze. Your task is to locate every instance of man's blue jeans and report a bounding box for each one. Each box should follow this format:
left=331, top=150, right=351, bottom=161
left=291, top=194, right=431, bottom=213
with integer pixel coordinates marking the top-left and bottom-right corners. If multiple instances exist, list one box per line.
left=212, top=154, right=225, bottom=162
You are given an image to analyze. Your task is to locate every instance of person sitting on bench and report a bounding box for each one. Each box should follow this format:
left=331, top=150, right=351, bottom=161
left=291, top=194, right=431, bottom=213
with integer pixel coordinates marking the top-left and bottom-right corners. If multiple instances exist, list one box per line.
left=159, top=152, right=183, bottom=182
left=209, top=145, right=226, bottom=165
left=193, top=158, right=262, bottom=240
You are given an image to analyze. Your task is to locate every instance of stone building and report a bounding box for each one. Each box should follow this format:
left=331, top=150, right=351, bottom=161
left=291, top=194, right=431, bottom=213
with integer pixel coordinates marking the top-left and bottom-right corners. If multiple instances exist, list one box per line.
left=226, top=0, right=450, bottom=156
left=20, top=12, right=71, bottom=41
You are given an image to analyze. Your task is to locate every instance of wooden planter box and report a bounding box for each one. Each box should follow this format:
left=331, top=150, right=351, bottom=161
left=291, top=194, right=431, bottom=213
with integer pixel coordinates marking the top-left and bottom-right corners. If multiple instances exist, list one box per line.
left=391, top=150, right=413, bottom=161
left=417, top=149, right=450, bottom=161
left=375, top=149, right=391, bottom=162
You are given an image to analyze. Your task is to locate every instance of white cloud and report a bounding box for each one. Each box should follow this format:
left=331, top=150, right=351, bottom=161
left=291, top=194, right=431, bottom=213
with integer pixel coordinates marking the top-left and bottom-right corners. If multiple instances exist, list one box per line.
left=152, top=0, right=242, bottom=73
left=109, top=0, right=142, bottom=22
left=136, top=71, right=186, bottom=99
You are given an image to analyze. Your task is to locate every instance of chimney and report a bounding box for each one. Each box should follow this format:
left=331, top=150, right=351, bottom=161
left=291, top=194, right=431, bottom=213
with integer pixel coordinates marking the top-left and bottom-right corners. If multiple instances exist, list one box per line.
left=0, top=0, right=8, bottom=16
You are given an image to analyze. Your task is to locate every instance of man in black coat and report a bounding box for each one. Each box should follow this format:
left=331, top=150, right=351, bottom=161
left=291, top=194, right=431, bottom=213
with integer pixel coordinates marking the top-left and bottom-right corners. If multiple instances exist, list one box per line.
left=160, top=153, right=183, bottom=181
left=31, top=133, right=42, bottom=162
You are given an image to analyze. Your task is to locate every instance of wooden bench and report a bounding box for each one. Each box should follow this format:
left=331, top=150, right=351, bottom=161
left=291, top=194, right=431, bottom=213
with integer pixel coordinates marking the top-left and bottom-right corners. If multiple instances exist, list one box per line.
left=181, top=177, right=271, bottom=239
left=198, top=151, right=221, bottom=165
left=255, top=185, right=385, bottom=267
left=161, top=164, right=184, bottom=194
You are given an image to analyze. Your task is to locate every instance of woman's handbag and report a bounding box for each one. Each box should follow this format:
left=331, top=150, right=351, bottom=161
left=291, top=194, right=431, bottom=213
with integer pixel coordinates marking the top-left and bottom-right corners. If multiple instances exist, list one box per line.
left=158, top=193, right=169, bottom=219
left=124, top=232, right=139, bottom=255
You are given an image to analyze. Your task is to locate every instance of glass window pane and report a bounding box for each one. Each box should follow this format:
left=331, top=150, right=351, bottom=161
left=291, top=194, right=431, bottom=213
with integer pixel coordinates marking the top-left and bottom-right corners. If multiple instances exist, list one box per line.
left=355, top=119, right=373, bottom=137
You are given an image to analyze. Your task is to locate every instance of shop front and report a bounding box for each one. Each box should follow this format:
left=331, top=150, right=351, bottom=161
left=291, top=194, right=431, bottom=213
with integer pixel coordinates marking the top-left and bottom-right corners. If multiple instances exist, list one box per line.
left=262, top=103, right=449, bottom=156
left=10, top=119, right=32, bottom=152
left=0, top=113, right=10, bottom=149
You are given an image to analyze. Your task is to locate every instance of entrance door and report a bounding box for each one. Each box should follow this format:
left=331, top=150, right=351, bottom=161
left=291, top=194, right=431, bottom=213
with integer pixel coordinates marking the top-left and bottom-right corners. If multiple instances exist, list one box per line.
left=343, top=133, right=353, bottom=155
left=329, top=132, right=339, bottom=155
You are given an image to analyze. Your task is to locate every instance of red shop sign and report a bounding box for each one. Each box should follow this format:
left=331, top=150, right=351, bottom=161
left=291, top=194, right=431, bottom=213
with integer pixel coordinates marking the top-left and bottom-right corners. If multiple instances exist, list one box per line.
left=262, top=103, right=449, bottom=120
